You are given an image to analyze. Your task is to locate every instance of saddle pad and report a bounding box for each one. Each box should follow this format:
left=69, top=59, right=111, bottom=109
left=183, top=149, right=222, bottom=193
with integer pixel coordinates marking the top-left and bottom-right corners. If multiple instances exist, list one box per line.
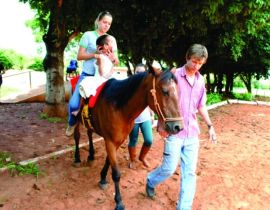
left=88, top=82, right=106, bottom=108
left=70, top=75, right=80, bottom=92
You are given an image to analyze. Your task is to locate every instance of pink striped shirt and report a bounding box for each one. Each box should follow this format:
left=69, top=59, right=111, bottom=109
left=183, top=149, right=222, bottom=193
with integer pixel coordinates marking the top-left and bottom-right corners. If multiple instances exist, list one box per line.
left=174, top=66, right=207, bottom=138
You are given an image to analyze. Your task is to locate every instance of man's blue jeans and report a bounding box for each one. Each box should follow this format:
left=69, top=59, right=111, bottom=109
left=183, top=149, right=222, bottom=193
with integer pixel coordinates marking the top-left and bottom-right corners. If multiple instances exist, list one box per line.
left=147, top=135, right=199, bottom=210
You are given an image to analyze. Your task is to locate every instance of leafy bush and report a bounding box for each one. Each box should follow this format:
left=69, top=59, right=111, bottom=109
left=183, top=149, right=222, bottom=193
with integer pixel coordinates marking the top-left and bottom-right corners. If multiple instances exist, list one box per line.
left=253, top=80, right=260, bottom=89
left=233, top=77, right=245, bottom=88
left=206, top=93, right=223, bottom=105
left=27, top=58, right=44, bottom=71
left=0, top=49, right=27, bottom=70
left=0, top=53, right=13, bottom=69
left=233, top=92, right=253, bottom=101
left=0, top=49, right=45, bottom=71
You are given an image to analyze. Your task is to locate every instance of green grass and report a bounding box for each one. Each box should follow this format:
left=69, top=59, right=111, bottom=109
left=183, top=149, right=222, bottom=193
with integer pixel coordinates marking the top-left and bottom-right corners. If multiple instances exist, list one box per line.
left=39, top=112, right=64, bottom=123
left=206, top=91, right=264, bottom=104
left=0, top=151, right=41, bottom=177
left=0, top=86, right=21, bottom=98
left=253, top=79, right=270, bottom=90
left=0, top=152, right=11, bottom=168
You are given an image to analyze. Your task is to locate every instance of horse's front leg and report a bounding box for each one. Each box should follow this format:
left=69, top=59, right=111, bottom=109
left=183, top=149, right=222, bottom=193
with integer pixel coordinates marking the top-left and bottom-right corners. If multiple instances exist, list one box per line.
left=105, top=141, right=125, bottom=210
left=73, top=124, right=81, bottom=166
left=112, top=165, right=124, bottom=210
left=87, top=129, right=95, bottom=161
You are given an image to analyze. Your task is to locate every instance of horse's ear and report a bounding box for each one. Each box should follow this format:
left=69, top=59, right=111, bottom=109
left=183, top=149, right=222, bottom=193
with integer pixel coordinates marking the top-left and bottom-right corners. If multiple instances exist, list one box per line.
left=148, top=60, right=162, bottom=76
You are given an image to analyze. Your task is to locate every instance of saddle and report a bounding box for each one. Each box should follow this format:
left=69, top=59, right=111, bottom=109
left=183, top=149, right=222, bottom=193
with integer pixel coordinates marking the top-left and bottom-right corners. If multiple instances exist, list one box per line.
left=69, top=76, right=106, bottom=108
left=69, top=77, right=107, bottom=130
left=80, top=81, right=106, bottom=129
left=88, top=82, right=106, bottom=108
left=81, top=102, right=93, bottom=129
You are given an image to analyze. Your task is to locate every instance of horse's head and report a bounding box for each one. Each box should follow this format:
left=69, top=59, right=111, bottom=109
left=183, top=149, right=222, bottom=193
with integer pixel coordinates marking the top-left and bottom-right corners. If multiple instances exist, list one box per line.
left=148, top=64, right=183, bottom=135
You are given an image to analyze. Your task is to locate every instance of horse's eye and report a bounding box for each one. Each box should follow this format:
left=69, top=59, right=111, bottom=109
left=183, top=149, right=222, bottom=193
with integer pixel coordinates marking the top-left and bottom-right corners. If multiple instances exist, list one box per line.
left=162, top=89, right=169, bottom=96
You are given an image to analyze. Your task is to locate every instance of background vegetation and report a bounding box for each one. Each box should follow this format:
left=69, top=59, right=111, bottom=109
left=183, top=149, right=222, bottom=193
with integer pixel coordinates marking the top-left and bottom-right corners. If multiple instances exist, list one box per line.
left=0, top=0, right=269, bottom=117
left=0, top=49, right=43, bottom=71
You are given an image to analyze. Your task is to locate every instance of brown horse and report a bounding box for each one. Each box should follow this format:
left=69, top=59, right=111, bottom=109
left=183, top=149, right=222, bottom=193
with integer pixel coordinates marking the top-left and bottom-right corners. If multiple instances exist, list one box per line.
left=73, top=65, right=183, bottom=210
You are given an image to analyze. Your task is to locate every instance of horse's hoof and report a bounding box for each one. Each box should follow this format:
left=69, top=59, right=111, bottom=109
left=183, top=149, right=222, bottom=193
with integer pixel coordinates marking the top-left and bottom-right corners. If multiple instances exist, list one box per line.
left=98, top=181, right=108, bottom=190
left=87, top=156, right=95, bottom=165
left=87, top=156, right=95, bottom=161
left=115, top=203, right=125, bottom=210
left=72, top=162, right=81, bottom=168
left=86, top=160, right=94, bottom=167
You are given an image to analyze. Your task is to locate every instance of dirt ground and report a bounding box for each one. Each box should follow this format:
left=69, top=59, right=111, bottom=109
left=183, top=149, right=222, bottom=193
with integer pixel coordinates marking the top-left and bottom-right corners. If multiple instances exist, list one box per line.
left=0, top=102, right=270, bottom=210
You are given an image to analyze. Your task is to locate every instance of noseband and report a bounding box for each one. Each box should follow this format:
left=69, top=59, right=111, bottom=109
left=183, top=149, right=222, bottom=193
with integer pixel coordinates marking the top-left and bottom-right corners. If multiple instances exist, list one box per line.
left=150, top=76, right=182, bottom=123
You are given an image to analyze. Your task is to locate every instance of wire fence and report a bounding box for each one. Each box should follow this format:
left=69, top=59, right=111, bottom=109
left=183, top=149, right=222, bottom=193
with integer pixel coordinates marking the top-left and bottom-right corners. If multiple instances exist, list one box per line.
left=0, top=70, right=46, bottom=100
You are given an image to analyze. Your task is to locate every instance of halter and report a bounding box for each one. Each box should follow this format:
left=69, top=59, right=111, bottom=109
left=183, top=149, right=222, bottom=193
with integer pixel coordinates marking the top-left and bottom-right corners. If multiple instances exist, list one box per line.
left=150, top=76, right=183, bottom=123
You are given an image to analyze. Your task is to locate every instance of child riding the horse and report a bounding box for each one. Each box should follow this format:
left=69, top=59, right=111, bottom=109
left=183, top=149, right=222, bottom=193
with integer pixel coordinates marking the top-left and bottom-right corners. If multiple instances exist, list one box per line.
left=95, top=34, right=116, bottom=78
left=79, top=34, right=116, bottom=99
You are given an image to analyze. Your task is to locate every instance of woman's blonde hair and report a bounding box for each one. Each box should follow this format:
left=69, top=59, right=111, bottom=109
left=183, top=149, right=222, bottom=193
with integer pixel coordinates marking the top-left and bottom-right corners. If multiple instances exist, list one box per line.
left=94, top=11, right=112, bottom=29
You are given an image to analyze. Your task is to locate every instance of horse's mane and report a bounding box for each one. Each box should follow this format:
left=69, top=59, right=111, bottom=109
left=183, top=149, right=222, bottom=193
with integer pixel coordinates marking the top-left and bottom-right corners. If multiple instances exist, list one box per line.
left=102, top=71, right=147, bottom=108
left=102, top=70, right=177, bottom=108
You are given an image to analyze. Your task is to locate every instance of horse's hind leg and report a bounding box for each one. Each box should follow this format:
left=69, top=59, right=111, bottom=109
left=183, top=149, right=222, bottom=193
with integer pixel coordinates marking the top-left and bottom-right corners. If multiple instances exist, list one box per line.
left=87, top=129, right=95, bottom=161
left=73, top=124, right=81, bottom=165
left=99, top=157, right=110, bottom=189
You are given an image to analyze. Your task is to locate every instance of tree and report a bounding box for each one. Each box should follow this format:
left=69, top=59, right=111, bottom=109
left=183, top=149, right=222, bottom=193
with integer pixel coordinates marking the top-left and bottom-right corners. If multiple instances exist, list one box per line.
left=20, top=0, right=270, bottom=117
left=20, top=0, right=100, bottom=117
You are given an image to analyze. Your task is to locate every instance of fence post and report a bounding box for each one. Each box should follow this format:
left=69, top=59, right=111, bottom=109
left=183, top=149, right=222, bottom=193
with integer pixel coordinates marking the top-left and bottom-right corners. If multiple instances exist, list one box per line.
left=29, top=71, right=32, bottom=89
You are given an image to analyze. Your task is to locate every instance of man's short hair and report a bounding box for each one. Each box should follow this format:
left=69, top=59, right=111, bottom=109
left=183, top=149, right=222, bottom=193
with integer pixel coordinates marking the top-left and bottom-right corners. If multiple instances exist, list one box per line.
left=186, top=44, right=208, bottom=60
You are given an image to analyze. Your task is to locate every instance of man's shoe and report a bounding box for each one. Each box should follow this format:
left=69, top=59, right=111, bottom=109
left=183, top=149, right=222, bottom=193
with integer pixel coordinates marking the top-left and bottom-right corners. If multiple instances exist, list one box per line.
left=146, top=182, right=155, bottom=198
left=65, top=124, right=76, bottom=137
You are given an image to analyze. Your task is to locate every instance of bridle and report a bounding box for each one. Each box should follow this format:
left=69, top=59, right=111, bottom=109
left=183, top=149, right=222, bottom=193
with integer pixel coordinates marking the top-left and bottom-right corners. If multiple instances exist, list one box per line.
left=150, top=76, right=183, bottom=123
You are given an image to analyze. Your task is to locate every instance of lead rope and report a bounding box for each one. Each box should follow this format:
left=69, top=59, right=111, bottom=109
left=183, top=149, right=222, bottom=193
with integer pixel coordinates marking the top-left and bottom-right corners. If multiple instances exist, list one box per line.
left=150, top=77, right=166, bottom=122
left=150, top=77, right=182, bottom=122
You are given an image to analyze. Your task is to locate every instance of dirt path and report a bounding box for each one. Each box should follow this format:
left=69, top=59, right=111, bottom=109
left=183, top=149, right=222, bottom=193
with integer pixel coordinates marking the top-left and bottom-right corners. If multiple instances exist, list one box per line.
left=0, top=103, right=270, bottom=210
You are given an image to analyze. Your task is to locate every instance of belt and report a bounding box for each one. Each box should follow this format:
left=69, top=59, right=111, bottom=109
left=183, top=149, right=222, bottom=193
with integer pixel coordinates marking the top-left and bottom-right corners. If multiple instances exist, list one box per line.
left=82, top=72, right=95, bottom=77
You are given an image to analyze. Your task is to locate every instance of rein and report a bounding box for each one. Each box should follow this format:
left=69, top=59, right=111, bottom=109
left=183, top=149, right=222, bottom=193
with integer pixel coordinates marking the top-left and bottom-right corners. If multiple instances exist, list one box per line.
left=150, top=76, right=182, bottom=123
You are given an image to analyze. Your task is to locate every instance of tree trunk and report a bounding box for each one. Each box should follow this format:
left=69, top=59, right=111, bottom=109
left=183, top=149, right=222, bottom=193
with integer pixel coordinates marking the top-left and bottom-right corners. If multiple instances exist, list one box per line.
left=247, top=81, right=252, bottom=93
left=206, top=72, right=211, bottom=93
left=240, top=74, right=252, bottom=93
left=225, top=73, right=234, bottom=94
left=43, top=49, right=67, bottom=118
left=217, top=73, right=223, bottom=94
left=42, top=4, right=69, bottom=118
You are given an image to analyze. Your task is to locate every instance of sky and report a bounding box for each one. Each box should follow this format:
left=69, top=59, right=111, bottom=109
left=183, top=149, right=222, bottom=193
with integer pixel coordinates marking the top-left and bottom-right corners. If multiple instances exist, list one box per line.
left=0, top=0, right=44, bottom=57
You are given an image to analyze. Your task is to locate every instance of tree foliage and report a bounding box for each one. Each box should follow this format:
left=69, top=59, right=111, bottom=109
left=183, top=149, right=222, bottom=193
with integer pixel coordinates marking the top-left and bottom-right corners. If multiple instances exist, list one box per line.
left=19, top=0, right=100, bottom=117
left=19, top=0, right=270, bottom=116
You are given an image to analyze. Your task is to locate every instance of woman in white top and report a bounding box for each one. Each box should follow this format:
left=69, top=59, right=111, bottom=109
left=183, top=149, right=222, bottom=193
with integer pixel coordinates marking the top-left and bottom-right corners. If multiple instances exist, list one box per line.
left=128, top=63, right=154, bottom=168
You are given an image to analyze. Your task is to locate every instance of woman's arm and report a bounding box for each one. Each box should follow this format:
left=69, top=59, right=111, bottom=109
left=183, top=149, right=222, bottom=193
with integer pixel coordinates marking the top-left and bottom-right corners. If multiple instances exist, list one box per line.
left=77, top=46, right=97, bottom=61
